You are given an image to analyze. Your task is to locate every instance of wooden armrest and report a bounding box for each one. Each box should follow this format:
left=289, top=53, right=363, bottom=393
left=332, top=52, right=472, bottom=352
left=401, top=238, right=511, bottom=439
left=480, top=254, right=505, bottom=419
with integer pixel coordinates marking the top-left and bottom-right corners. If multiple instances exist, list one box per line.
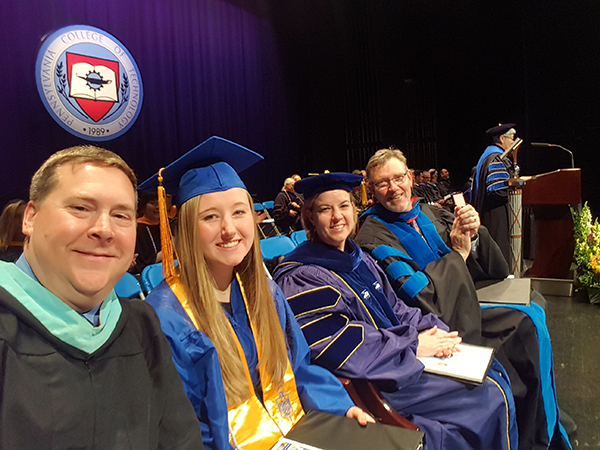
left=338, top=377, right=420, bottom=431
left=337, top=377, right=369, bottom=413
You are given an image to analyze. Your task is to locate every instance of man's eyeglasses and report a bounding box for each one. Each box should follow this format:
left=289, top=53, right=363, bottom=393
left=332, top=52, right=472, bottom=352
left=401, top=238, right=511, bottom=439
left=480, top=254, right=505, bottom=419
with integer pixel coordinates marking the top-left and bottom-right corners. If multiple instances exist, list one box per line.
left=503, top=133, right=516, bottom=140
left=371, top=172, right=408, bottom=191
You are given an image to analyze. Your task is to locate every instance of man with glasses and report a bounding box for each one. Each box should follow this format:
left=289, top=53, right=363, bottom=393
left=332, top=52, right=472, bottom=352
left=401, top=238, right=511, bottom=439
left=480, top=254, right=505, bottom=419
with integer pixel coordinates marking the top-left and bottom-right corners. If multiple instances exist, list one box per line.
left=354, top=148, right=570, bottom=450
left=471, top=123, right=517, bottom=265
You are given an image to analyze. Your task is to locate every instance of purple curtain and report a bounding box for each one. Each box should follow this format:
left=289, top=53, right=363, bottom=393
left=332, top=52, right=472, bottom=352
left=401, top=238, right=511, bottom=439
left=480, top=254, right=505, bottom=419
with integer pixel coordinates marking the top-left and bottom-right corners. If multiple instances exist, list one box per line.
left=0, top=0, right=289, bottom=203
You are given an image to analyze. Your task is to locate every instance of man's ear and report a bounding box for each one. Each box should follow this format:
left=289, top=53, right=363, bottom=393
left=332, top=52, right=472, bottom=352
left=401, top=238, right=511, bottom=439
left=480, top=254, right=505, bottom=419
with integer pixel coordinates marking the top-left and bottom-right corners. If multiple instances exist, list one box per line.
left=22, top=201, right=37, bottom=238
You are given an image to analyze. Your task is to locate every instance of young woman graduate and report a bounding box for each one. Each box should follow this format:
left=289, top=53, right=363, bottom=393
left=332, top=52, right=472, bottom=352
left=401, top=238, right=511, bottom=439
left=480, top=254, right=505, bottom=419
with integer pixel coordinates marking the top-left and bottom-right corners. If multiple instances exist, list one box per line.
left=273, top=172, right=518, bottom=450
left=140, top=137, right=373, bottom=450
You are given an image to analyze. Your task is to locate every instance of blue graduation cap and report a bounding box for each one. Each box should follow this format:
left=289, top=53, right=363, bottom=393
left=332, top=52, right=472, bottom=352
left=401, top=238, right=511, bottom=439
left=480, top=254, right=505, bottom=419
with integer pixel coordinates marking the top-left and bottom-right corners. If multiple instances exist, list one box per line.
left=138, top=136, right=263, bottom=206
left=294, top=173, right=363, bottom=200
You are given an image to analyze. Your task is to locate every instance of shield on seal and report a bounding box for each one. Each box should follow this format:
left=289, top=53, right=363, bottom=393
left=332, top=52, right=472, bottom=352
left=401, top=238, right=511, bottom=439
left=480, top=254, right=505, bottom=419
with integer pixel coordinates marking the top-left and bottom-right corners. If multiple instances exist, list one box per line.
left=66, top=53, right=120, bottom=122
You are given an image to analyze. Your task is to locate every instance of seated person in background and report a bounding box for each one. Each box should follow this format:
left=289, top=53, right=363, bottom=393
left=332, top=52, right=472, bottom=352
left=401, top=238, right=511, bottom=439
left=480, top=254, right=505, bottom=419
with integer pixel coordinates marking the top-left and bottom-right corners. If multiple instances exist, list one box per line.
left=419, top=169, right=443, bottom=204
left=130, top=192, right=163, bottom=274
left=141, top=139, right=373, bottom=450
left=437, top=168, right=456, bottom=198
left=274, top=173, right=517, bottom=450
left=0, top=146, right=202, bottom=449
left=0, top=199, right=26, bottom=262
left=273, top=177, right=303, bottom=234
left=355, top=148, right=570, bottom=450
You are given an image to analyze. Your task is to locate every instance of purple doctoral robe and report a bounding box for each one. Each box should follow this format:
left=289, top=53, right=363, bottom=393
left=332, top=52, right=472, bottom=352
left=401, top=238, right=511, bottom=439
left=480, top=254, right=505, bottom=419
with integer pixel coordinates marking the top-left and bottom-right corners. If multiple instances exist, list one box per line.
left=274, top=239, right=517, bottom=450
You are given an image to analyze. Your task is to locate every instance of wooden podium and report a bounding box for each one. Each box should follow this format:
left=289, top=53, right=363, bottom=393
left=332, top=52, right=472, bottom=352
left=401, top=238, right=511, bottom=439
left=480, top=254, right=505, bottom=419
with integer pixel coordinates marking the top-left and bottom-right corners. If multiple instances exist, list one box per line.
left=520, top=168, right=581, bottom=279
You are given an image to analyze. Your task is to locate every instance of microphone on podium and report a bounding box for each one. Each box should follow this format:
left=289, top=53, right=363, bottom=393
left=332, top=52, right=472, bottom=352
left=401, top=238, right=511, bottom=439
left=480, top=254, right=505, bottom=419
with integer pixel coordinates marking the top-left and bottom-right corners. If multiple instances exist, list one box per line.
left=530, top=142, right=575, bottom=169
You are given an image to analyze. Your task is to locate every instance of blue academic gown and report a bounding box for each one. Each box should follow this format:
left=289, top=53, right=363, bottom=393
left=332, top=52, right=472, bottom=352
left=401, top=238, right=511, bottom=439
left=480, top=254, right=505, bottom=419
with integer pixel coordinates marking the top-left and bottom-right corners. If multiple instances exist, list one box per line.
left=274, top=239, right=518, bottom=450
left=146, top=277, right=355, bottom=450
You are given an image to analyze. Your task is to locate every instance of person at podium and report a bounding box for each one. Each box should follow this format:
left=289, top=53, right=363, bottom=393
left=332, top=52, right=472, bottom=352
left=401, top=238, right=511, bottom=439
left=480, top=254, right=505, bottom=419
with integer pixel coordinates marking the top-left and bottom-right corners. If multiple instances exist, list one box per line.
left=471, top=123, right=516, bottom=265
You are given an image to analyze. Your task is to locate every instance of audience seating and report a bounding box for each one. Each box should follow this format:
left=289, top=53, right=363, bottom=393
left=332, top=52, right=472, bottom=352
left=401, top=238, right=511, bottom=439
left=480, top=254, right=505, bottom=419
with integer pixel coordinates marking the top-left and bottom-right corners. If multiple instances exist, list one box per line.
left=338, top=378, right=420, bottom=431
left=115, top=272, right=145, bottom=299
left=254, top=202, right=281, bottom=239
left=259, top=235, right=296, bottom=260
left=262, top=200, right=275, bottom=211
left=290, top=229, right=307, bottom=246
left=141, top=262, right=165, bottom=294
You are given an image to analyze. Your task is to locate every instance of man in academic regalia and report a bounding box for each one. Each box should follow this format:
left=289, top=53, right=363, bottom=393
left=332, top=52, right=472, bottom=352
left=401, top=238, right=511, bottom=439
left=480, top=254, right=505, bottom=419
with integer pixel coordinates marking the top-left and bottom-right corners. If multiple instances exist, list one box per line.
left=354, top=148, right=571, bottom=450
left=471, top=123, right=516, bottom=265
left=0, top=146, right=203, bottom=450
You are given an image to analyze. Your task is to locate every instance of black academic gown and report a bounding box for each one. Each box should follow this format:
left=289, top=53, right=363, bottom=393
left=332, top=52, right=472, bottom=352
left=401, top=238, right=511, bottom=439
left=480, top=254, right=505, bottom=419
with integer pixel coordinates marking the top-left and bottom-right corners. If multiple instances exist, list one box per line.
left=0, top=288, right=203, bottom=450
left=472, top=145, right=512, bottom=265
left=355, top=202, right=569, bottom=450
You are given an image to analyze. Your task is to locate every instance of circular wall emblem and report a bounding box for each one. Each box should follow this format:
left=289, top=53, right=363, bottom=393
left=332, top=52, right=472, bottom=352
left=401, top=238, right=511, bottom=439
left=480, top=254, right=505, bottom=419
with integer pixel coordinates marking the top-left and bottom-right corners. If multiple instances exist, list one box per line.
left=35, top=25, right=143, bottom=141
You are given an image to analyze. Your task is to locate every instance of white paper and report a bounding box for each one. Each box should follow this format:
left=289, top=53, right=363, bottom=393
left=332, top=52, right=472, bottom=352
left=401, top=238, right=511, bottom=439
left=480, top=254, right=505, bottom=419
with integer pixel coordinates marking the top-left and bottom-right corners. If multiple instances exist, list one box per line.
left=417, top=343, right=494, bottom=384
left=272, top=437, right=325, bottom=450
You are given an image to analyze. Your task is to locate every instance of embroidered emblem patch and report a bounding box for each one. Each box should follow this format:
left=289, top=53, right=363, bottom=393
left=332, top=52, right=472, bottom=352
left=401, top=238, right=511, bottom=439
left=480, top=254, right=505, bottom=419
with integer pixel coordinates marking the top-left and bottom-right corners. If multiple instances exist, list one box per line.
left=35, top=25, right=143, bottom=141
left=275, top=388, right=294, bottom=420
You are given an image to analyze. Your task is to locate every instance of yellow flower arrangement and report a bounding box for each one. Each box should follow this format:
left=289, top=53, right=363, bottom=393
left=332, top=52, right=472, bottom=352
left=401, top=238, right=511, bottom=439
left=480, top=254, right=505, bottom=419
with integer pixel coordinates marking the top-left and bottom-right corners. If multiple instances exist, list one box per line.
left=572, top=203, right=600, bottom=301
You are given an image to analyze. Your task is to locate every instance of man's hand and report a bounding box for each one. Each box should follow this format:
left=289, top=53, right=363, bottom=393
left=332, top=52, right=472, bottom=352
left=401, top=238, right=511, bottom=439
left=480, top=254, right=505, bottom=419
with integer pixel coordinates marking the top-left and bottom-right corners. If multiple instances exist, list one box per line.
left=454, top=204, right=480, bottom=238
left=450, top=204, right=480, bottom=260
left=289, top=209, right=298, bottom=217
left=417, top=326, right=462, bottom=357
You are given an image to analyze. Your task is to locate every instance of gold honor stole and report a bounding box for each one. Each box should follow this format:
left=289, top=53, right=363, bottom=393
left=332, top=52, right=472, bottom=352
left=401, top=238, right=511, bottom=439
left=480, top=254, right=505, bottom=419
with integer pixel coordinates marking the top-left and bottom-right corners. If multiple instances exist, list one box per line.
left=166, top=273, right=304, bottom=450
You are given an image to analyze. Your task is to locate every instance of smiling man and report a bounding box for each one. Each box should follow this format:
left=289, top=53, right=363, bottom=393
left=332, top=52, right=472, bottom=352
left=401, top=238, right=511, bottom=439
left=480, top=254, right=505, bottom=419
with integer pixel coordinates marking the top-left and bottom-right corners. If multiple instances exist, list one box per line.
left=0, top=146, right=202, bottom=449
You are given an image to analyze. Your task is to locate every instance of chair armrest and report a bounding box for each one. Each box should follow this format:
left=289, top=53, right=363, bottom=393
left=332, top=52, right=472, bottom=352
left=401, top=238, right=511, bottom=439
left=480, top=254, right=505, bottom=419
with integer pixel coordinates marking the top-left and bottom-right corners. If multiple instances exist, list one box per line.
left=338, top=377, right=420, bottom=431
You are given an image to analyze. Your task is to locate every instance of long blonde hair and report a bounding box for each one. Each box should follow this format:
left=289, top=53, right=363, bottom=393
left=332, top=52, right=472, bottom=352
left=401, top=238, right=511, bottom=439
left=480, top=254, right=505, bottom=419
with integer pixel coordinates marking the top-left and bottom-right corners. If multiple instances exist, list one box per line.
left=176, top=192, right=289, bottom=406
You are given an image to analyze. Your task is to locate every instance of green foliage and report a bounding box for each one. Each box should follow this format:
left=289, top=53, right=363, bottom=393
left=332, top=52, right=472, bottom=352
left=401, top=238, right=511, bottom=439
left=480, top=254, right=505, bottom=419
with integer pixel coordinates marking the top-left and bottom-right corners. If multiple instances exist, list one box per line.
left=571, top=202, right=600, bottom=290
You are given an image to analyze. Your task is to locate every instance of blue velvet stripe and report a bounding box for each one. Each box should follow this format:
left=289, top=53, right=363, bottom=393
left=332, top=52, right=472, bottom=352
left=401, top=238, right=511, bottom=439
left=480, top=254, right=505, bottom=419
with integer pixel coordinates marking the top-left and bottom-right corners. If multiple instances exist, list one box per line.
left=315, top=325, right=364, bottom=370
left=301, top=314, right=349, bottom=347
left=371, top=244, right=412, bottom=263
left=481, top=303, right=572, bottom=449
left=487, top=181, right=507, bottom=193
left=488, top=162, right=506, bottom=171
left=386, top=260, right=415, bottom=280
left=399, top=272, right=429, bottom=299
left=486, top=172, right=509, bottom=183
left=415, top=212, right=452, bottom=261
left=287, top=286, right=340, bottom=317
left=472, top=145, right=503, bottom=211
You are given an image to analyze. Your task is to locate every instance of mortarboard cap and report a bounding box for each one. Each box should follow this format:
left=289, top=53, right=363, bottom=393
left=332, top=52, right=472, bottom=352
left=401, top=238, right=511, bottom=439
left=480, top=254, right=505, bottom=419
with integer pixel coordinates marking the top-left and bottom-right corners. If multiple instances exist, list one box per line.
left=294, top=172, right=363, bottom=200
left=138, top=136, right=263, bottom=206
left=486, top=123, right=517, bottom=137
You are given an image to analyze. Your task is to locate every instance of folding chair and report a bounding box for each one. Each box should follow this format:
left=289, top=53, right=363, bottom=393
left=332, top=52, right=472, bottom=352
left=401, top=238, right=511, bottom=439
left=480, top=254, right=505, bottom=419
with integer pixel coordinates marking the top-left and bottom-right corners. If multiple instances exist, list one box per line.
left=290, top=229, right=307, bottom=246
left=259, top=235, right=296, bottom=260
left=254, top=202, right=281, bottom=238
left=262, top=200, right=275, bottom=211
left=115, top=272, right=145, bottom=300
left=141, top=262, right=165, bottom=294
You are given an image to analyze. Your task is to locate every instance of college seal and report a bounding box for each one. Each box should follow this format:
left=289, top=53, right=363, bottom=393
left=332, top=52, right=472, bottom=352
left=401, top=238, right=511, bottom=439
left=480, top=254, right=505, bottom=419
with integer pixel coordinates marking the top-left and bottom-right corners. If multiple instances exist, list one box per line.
left=35, top=25, right=143, bottom=141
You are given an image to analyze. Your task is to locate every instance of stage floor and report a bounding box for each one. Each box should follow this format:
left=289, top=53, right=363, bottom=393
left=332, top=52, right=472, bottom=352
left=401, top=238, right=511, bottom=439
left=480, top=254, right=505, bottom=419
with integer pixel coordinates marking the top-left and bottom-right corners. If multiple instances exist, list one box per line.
left=546, top=294, right=600, bottom=447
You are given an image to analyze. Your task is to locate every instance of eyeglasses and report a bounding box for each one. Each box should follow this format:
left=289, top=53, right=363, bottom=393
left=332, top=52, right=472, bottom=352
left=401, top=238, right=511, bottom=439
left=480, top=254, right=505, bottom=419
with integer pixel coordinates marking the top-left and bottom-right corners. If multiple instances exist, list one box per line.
left=371, top=172, right=408, bottom=191
left=503, top=134, right=516, bottom=140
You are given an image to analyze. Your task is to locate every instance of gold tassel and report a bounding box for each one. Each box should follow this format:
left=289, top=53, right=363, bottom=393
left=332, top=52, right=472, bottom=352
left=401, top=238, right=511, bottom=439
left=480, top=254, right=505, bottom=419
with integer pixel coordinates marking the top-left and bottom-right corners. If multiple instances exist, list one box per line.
left=157, top=168, right=177, bottom=280
left=360, top=181, right=368, bottom=206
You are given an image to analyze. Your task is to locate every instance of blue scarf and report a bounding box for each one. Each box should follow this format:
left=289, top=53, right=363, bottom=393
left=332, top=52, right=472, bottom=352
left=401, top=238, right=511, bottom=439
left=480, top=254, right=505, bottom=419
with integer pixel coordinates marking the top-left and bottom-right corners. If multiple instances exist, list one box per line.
left=362, top=201, right=452, bottom=269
